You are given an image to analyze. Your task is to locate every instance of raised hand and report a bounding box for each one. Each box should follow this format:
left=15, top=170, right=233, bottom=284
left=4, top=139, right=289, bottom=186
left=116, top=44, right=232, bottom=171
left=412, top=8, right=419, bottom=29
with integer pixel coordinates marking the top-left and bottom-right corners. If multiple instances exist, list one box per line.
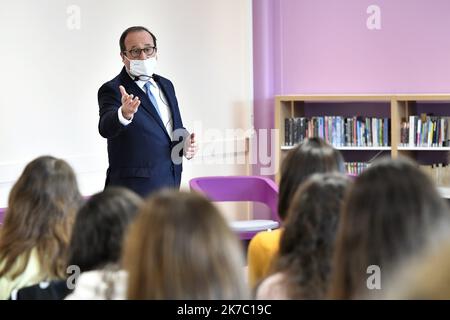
left=119, top=85, right=141, bottom=120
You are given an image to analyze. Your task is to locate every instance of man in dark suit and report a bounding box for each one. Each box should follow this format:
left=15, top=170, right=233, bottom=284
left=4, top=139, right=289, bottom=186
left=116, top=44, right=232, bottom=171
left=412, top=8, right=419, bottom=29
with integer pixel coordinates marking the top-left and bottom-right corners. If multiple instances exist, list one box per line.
left=98, top=26, right=196, bottom=197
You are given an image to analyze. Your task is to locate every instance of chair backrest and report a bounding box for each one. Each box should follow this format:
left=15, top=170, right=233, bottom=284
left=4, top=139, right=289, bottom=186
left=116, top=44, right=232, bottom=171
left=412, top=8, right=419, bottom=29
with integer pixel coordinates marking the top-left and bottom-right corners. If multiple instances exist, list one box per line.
left=189, top=176, right=280, bottom=222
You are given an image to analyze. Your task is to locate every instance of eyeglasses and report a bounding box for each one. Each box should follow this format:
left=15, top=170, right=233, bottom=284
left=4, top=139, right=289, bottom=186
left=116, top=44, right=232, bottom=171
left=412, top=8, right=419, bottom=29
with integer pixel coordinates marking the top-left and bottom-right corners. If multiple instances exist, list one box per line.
left=124, top=46, right=157, bottom=58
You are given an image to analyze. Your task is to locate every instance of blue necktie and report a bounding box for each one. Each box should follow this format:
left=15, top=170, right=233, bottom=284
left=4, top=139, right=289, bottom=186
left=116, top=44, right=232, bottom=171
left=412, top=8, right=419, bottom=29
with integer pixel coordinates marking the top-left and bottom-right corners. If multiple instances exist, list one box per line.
left=144, top=81, right=162, bottom=119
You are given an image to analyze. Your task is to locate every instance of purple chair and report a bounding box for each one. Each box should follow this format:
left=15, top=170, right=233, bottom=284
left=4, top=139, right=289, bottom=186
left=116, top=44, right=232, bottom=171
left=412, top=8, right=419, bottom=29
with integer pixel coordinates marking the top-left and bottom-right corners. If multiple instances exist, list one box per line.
left=189, top=176, right=280, bottom=240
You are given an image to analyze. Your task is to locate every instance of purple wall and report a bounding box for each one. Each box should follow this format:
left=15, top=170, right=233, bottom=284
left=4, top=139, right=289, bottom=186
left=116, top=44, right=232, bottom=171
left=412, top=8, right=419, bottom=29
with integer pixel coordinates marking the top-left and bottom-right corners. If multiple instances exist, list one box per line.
left=252, top=0, right=277, bottom=177
left=252, top=0, right=450, bottom=170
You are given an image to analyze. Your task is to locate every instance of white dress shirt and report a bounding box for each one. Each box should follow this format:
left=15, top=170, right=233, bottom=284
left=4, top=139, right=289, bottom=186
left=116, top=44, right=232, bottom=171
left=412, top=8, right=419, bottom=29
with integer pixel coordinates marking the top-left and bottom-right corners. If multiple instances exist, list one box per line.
left=118, top=75, right=173, bottom=139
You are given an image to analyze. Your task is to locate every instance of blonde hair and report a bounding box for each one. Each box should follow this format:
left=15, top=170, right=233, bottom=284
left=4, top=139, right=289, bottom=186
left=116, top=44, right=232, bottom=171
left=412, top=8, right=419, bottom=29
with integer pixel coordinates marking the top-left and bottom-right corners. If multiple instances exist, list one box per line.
left=123, top=190, right=249, bottom=299
left=0, top=156, right=82, bottom=279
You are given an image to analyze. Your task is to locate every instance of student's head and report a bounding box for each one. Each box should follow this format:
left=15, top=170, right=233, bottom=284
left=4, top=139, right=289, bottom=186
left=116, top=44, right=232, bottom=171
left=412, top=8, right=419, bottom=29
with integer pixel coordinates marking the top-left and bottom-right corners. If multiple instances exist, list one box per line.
left=67, top=187, right=142, bottom=272
left=0, top=156, right=82, bottom=279
left=329, top=156, right=450, bottom=299
left=278, top=137, right=345, bottom=220
left=275, top=173, right=351, bottom=299
left=123, top=190, right=249, bottom=299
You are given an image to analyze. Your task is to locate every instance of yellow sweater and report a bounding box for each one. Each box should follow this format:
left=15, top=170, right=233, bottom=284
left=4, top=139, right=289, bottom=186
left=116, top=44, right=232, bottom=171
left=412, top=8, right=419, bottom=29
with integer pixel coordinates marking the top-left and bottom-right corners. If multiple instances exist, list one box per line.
left=0, top=249, right=47, bottom=300
left=247, top=228, right=283, bottom=289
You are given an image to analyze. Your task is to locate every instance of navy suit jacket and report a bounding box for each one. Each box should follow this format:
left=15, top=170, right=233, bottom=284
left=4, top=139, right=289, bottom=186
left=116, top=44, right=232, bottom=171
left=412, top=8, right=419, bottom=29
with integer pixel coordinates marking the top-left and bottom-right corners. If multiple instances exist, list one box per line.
left=98, top=67, right=186, bottom=197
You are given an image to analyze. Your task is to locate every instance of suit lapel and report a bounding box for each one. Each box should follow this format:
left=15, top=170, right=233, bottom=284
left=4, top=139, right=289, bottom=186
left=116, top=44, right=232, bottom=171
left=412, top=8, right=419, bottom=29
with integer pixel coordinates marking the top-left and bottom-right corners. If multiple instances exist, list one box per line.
left=119, top=68, right=171, bottom=140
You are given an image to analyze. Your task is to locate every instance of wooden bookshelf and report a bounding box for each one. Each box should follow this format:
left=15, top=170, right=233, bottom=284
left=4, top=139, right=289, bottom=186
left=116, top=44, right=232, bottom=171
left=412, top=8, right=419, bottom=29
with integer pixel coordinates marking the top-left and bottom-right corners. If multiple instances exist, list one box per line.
left=275, top=94, right=450, bottom=182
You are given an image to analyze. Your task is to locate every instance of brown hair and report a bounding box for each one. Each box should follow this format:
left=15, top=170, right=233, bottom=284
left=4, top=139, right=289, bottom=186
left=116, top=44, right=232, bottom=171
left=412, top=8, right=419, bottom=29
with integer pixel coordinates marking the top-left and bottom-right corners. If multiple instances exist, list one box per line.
left=123, top=190, right=249, bottom=299
left=278, top=137, right=345, bottom=220
left=329, top=156, right=450, bottom=299
left=0, top=156, right=82, bottom=279
left=275, top=173, right=351, bottom=299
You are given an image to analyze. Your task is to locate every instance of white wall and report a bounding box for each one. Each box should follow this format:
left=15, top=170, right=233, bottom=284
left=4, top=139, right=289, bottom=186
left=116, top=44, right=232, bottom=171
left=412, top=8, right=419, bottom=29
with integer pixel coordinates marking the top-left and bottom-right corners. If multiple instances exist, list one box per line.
left=0, top=0, right=254, bottom=217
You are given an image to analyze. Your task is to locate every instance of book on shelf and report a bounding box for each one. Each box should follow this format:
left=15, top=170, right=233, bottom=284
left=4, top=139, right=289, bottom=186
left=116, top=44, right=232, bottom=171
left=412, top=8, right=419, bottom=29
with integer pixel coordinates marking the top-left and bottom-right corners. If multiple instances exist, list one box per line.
left=283, top=116, right=390, bottom=148
left=345, top=162, right=370, bottom=175
left=400, top=115, right=450, bottom=147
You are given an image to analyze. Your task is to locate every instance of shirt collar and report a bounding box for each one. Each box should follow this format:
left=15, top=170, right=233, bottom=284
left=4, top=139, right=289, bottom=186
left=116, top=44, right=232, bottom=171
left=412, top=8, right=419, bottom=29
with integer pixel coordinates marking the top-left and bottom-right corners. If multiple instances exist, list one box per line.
left=126, top=69, right=157, bottom=90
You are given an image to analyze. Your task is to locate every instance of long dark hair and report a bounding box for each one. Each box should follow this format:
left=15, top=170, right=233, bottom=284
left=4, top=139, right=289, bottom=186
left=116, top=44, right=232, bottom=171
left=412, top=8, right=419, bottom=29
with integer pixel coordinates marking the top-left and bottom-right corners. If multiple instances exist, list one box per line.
left=67, top=187, right=142, bottom=271
left=275, top=173, right=351, bottom=299
left=329, top=156, right=450, bottom=299
left=0, top=156, right=82, bottom=279
left=278, top=137, right=345, bottom=220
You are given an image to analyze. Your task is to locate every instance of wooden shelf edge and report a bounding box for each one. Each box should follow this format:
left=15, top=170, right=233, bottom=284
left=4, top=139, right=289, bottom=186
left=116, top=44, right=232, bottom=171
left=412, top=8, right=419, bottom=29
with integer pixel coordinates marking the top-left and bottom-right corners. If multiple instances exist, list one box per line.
left=281, top=146, right=391, bottom=151
left=276, top=94, right=450, bottom=102
left=398, top=147, right=450, bottom=151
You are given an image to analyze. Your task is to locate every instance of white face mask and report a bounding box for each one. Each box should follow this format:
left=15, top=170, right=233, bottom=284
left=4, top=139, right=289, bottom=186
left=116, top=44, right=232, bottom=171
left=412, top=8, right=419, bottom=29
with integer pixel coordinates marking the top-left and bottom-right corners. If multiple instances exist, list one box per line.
left=127, top=57, right=157, bottom=80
